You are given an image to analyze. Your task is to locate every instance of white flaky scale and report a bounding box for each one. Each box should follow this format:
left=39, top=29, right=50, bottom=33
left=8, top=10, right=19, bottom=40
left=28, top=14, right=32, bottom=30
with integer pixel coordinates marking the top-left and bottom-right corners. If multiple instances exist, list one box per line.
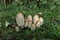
left=16, top=12, right=24, bottom=28
left=30, top=24, right=36, bottom=31
left=33, top=15, right=39, bottom=24
left=24, top=18, right=28, bottom=27
left=27, top=15, right=32, bottom=28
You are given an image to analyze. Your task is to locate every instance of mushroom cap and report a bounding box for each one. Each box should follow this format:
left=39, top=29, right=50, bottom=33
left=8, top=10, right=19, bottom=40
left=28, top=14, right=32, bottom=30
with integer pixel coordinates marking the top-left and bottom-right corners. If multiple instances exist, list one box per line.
left=27, top=15, right=32, bottom=21
left=16, top=13, right=24, bottom=28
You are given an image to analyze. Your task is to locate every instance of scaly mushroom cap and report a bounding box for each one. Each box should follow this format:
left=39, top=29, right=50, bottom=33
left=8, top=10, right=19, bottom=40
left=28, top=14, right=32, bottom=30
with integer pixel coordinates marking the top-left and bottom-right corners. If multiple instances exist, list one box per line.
left=16, top=12, right=24, bottom=28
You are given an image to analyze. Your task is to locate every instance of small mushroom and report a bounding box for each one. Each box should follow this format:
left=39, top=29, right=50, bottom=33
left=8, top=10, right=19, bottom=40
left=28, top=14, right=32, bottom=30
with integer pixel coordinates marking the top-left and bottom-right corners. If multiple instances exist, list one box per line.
left=30, top=24, right=36, bottom=31
left=33, top=15, right=39, bottom=24
left=36, top=20, right=41, bottom=27
left=28, top=22, right=32, bottom=28
left=39, top=17, right=43, bottom=26
left=24, top=18, right=28, bottom=27
left=27, top=15, right=32, bottom=28
left=15, top=26, right=19, bottom=32
left=36, top=17, right=43, bottom=27
left=16, top=12, right=24, bottom=28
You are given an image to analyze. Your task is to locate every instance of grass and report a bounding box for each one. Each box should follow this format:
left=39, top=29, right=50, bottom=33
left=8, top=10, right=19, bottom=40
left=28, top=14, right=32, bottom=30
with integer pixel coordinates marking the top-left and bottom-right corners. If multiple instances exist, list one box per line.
left=0, top=0, right=60, bottom=40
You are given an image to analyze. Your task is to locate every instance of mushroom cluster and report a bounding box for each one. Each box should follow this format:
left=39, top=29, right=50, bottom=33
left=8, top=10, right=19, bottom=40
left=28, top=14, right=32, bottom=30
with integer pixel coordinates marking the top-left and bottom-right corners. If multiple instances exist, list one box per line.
left=16, top=12, right=43, bottom=31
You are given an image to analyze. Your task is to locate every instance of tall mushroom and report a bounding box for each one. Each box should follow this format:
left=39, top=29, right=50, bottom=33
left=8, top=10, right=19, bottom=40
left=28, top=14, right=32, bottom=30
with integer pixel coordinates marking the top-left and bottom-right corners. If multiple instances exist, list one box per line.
left=24, top=18, right=28, bottom=27
left=33, top=15, right=39, bottom=24
left=27, top=15, right=32, bottom=28
left=39, top=17, right=43, bottom=26
left=16, top=12, right=24, bottom=28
